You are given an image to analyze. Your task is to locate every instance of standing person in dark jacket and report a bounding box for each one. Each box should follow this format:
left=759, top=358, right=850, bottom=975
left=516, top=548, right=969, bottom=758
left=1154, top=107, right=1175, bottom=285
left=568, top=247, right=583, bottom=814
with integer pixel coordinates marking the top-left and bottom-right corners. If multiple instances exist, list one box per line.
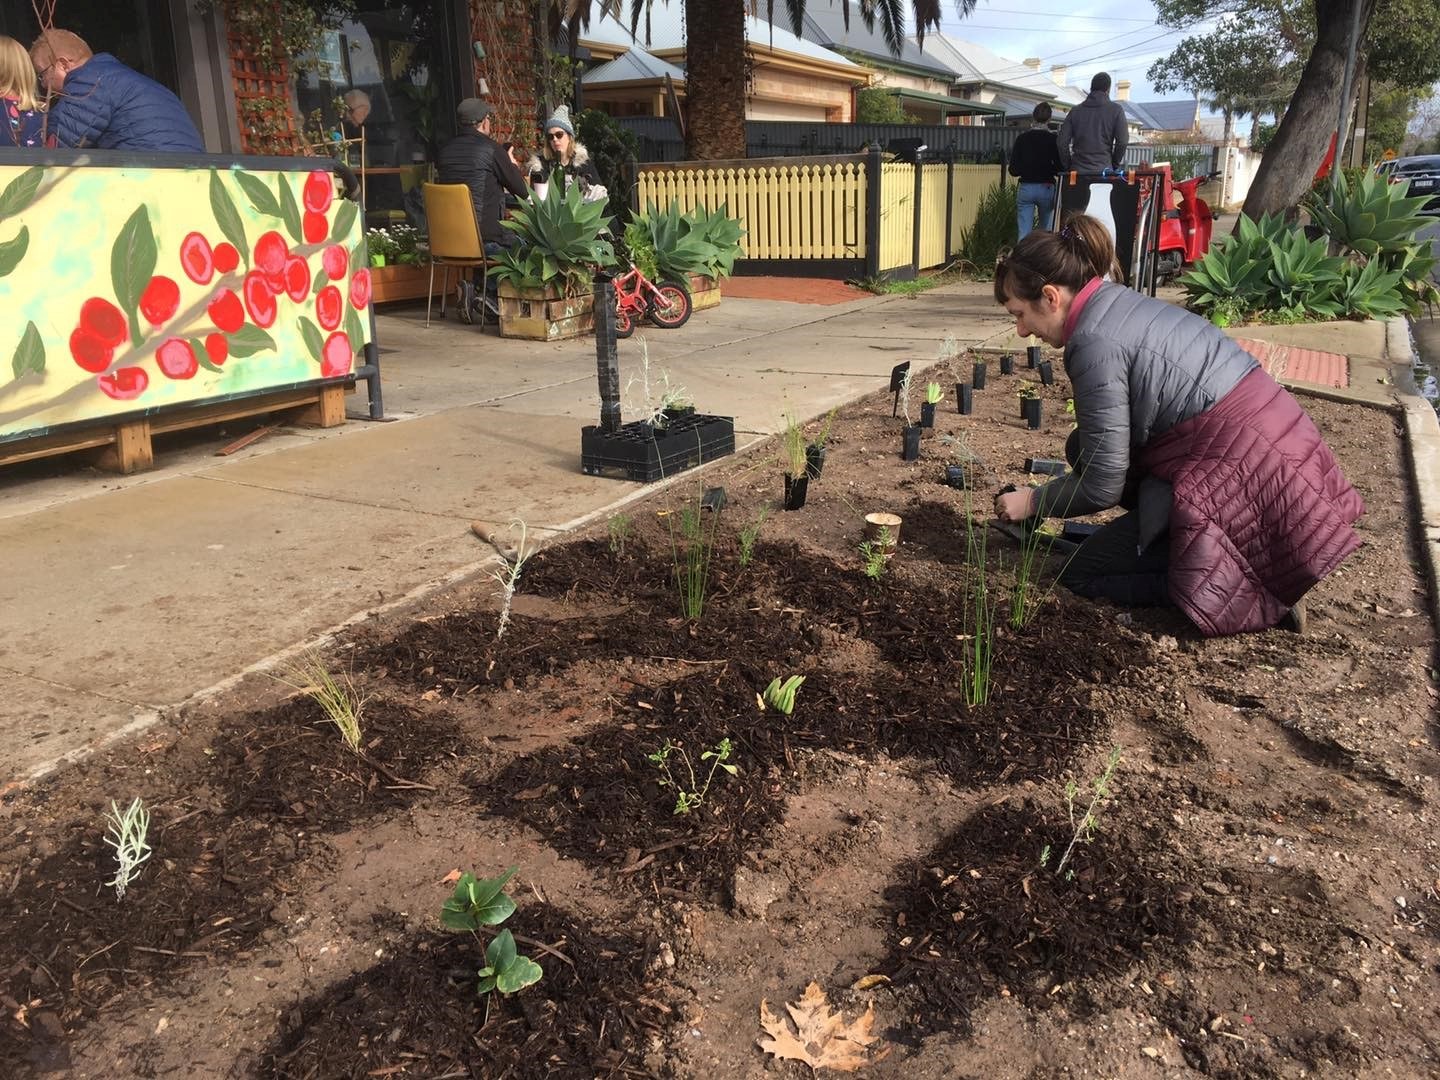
left=435, top=98, right=529, bottom=322
left=30, top=30, right=202, bottom=152
left=1008, top=102, right=1062, bottom=239
left=1056, top=72, right=1128, bottom=175
left=991, top=216, right=1363, bottom=636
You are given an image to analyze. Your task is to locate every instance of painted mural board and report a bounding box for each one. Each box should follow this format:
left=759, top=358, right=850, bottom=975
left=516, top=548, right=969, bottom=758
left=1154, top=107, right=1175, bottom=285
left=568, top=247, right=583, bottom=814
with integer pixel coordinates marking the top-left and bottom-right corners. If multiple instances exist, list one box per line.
left=0, top=157, right=373, bottom=443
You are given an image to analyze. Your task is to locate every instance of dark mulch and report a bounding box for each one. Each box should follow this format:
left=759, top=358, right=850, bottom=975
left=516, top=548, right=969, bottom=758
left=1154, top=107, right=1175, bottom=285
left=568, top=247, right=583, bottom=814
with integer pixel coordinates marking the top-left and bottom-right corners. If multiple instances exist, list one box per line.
left=258, top=904, right=667, bottom=1080
left=882, top=800, right=1195, bottom=1040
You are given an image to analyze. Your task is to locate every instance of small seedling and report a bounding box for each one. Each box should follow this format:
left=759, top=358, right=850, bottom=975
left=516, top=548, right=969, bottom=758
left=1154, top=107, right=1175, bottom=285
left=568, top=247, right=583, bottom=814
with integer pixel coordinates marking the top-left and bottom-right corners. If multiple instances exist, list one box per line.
left=812, top=407, right=839, bottom=449
left=103, top=797, right=152, bottom=901
left=672, top=497, right=721, bottom=619
left=939, top=332, right=959, bottom=363
left=275, top=651, right=365, bottom=752
left=858, top=527, right=891, bottom=579
left=625, top=341, right=689, bottom=429
left=608, top=512, right=634, bottom=555
left=738, top=507, right=769, bottom=568
left=440, top=867, right=543, bottom=1001
left=781, top=411, right=808, bottom=477
left=1043, top=747, right=1123, bottom=879
left=647, top=737, right=738, bottom=815
left=1017, top=382, right=1039, bottom=400
left=925, top=382, right=942, bottom=405
left=899, top=368, right=914, bottom=425
left=487, top=519, right=531, bottom=640
left=761, top=674, right=806, bottom=715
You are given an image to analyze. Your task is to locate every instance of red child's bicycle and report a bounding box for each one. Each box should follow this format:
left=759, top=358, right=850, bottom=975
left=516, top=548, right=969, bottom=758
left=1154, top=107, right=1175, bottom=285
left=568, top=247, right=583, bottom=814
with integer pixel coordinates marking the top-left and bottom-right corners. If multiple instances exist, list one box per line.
left=612, top=260, right=692, bottom=338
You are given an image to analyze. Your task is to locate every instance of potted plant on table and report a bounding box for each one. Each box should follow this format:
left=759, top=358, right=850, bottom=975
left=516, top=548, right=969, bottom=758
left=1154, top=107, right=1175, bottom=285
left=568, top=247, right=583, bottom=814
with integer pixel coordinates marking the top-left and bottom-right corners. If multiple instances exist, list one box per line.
left=489, top=181, right=616, bottom=341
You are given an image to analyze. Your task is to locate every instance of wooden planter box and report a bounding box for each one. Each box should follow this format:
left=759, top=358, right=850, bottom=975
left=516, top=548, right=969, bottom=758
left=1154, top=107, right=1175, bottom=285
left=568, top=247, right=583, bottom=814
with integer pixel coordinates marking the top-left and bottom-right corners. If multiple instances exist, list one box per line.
left=369, top=262, right=434, bottom=304
left=497, top=283, right=595, bottom=341
left=688, top=273, right=722, bottom=311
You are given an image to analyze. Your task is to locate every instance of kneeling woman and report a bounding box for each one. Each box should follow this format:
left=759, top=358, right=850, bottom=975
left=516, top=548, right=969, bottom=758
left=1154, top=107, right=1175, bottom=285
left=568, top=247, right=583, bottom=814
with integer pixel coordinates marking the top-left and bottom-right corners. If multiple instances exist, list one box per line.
left=992, top=215, right=1363, bottom=636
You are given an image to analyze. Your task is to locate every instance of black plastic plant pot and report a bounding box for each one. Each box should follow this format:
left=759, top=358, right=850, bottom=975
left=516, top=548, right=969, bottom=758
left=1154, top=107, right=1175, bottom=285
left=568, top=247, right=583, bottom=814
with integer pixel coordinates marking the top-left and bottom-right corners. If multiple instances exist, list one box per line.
left=956, top=382, right=973, bottom=415
left=805, top=443, right=826, bottom=479
left=701, top=486, right=728, bottom=511
left=1000, top=353, right=1015, bottom=375
left=944, top=464, right=968, bottom=489
left=1038, top=360, right=1055, bottom=386
left=783, top=473, right=809, bottom=510
left=1023, top=397, right=1042, bottom=430
left=920, top=401, right=937, bottom=428
left=901, top=425, right=922, bottom=461
left=1025, top=457, right=1067, bottom=476
left=1027, top=345, right=1042, bottom=368
left=973, top=361, right=987, bottom=390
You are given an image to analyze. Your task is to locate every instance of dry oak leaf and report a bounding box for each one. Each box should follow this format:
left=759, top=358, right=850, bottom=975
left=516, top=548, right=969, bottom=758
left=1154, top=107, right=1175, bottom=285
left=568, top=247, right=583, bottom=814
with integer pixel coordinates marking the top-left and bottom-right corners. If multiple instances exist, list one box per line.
left=758, top=981, right=883, bottom=1073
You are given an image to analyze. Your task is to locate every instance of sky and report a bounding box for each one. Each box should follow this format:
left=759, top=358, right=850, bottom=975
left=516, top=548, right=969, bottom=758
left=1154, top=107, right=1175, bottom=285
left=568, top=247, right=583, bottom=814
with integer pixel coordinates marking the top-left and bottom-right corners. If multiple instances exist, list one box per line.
left=927, top=0, right=1202, bottom=103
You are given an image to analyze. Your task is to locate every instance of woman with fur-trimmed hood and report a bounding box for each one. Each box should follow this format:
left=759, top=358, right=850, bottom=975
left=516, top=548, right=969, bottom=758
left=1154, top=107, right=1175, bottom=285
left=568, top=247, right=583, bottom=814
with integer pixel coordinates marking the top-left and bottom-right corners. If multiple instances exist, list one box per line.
left=528, top=105, right=605, bottom=201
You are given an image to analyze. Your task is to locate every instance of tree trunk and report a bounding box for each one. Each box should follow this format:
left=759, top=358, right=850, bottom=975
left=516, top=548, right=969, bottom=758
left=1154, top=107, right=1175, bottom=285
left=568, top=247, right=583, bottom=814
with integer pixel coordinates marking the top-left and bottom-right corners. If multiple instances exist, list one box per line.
left=1222, top=108, right=1234, bottom=145
left=1240, top=0, right=1376, bottom=219
left=684, top=0, right=747, bottom=159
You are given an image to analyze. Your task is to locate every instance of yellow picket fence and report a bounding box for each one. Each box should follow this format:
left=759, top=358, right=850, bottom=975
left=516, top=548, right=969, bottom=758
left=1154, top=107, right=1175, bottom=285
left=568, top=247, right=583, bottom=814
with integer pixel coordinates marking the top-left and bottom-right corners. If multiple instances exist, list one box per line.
left=636, top=154, right=1008, bottom=279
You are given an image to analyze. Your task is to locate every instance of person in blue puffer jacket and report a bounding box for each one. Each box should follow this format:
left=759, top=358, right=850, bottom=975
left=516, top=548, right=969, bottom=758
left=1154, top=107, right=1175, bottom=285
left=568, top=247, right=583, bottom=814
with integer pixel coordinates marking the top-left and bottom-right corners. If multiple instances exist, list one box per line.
left=30, top=29, right=202, bottom=152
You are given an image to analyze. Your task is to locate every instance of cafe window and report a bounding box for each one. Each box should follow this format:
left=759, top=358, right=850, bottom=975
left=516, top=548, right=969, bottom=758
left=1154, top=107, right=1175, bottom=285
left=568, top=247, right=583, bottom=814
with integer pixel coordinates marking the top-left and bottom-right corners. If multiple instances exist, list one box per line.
left=0, top=0, right=179, bottom=92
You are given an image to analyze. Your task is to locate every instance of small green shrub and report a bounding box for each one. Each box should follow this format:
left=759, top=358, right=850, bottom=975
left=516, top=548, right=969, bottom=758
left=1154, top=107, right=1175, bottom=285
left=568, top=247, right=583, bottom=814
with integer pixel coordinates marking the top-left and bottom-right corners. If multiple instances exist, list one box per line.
left=958, top=182, right=1018, bottom=277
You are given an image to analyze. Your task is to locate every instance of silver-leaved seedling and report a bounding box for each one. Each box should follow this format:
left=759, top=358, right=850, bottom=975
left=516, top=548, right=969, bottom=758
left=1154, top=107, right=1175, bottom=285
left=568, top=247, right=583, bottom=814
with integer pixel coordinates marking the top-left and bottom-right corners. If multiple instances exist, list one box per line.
left=103, top=797, right=152, bottom=901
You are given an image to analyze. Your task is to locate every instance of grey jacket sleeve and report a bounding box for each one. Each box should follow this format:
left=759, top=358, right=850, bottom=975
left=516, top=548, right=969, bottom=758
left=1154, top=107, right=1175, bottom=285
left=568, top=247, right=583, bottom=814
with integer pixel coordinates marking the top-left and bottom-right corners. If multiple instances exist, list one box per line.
left=1109, top=104, right=1129, bottom=169
left=1055, top=113, right=1074, bottom=169
left=1034, top=335, right=1132, bottom=517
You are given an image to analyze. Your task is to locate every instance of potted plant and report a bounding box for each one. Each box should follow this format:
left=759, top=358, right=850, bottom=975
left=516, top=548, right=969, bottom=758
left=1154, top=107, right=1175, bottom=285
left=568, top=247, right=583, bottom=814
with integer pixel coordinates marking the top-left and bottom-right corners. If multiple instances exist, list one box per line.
left=366, top=225, right=434, bottom=303
left=782, top=412, right=809, bottom=510
left=972, top=358, right=987, bottom=390
left=1038, top=359, right=1055, bottom=386
left=806, top=406, right=836, bottom=479
left=898, top=370, right=921, bottom=461
left=627, top=201, right=743, bottom=312
left=921, top=382, right=942, bottom=428
left=955, top=381, right=973, bottom=415
left=684, top=203, right=744, bottom=309
left=1018, top=383, right=1042, bottom=429
left=1027, top=343, right=1043, bottom=368
left=999, top=352, right=1015, bottom=376
left=489, top=181, right=616, bottom=340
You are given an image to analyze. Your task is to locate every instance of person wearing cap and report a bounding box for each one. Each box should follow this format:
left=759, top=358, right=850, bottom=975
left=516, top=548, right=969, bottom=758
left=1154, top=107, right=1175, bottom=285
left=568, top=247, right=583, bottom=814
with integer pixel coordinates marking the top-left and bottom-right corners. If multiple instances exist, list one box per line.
left=527, top=105, right=602, bottom=200
left=436, top=97, right=529, bottom=321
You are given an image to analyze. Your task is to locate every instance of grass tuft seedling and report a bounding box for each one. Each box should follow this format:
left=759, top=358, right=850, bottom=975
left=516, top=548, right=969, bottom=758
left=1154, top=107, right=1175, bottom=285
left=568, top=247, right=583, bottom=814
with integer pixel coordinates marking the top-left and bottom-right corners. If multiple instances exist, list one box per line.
left=607, top=512, right=634, bottom=556
left=670, top=497, right=721, bottom=619
left=782, top=411, right=808, bottom=477
left=1041, top=747, right=1123, bottom=879
left=275, top=651, right=366, bottom=752
left=761, top=674, right=806, bottom=715
left=960, top=490, right=996, bottom=706
left=812, top=406, right=838, bottom=449
left=647, top=737, right=738, bottom=815
left=738, top=507, right=769, bottom=568
left=487, top=519, right=531, bottom=640
left=440, top=867, right=543, bottom=1005
left=103, top=797, right=152, bottom=901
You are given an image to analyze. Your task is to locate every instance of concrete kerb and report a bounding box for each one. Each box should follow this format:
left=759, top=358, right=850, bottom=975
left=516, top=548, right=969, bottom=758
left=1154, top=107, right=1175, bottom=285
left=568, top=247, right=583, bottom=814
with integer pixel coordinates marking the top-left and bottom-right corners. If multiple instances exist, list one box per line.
left=1385, top=317, right=1440, bottom=639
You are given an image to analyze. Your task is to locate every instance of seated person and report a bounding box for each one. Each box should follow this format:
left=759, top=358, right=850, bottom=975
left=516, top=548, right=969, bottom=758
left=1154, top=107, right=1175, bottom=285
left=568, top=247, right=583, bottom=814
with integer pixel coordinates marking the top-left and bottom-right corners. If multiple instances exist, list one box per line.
left=435, top=98, right=528, bottom=323
left=31, top=29, right=202, bottom=151
left=0, top=35, right=48, bottom=147
left=527, top=105, right=605, bottom=203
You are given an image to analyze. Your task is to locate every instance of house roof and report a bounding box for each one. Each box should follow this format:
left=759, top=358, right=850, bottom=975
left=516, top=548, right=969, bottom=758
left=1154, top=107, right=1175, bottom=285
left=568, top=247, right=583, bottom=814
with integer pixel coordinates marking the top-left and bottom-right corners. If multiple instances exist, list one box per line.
left=765, top=3, right=956, bottom=78
left=581, top=8, right=866, bottom=74
left=884, top=86, right=1006, bottom=114
left=582, top=46, right=686, bottom=87
left=1125, top=99, right=1199, bottom=132
left=916, top=33, right=1084, bottom=106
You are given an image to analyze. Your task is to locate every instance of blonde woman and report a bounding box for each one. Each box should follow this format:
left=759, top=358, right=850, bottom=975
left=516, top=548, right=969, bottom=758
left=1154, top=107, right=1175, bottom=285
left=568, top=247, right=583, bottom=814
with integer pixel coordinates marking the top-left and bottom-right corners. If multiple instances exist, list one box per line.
left=0, top=35, right=47, bottom=147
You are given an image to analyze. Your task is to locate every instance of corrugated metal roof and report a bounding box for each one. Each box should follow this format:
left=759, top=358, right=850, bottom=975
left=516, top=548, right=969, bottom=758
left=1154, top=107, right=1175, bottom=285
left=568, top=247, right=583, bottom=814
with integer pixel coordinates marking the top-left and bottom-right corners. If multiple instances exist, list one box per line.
left=778, top=3, right=957, bottom=77
left=582, top=46, right=686, bottom=86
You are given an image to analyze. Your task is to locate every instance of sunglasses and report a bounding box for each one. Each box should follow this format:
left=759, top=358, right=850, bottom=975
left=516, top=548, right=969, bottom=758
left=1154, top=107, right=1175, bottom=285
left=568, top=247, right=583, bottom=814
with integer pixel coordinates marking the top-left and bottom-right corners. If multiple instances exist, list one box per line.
left=547, top=131, right=567, bottom=140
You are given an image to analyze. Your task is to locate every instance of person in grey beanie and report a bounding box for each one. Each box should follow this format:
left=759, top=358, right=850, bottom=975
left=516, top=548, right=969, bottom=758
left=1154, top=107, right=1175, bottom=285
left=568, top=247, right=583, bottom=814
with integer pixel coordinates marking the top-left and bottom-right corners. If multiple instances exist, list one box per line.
left=527, top=104, right=602, bottom=198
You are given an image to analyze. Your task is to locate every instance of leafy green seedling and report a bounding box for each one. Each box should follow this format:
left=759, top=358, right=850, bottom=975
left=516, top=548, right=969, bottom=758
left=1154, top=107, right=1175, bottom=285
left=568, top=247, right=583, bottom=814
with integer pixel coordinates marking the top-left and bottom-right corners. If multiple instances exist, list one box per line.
left=477, top=928, right=544, bottom=996
left=762, top=674, right=806, bottom=715
left=441, top=867, right=519, bottom=930
left=859, top=527, right=891, bottom=580
left=647, top=737, right=738, bottom=815
left=608, top=512, right=634, bottom=555
left=925, top=382, right=942, bottom=405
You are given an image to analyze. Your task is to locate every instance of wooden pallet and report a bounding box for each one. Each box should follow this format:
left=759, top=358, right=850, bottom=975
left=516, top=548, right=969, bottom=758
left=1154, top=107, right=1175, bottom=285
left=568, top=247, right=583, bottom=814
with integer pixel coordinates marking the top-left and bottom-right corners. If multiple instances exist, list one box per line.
left=0, top=383, right=348, bottom=475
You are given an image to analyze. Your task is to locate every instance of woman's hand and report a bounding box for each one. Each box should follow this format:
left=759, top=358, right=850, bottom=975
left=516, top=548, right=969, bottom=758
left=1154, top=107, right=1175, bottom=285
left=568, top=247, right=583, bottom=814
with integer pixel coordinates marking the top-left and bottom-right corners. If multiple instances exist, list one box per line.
left=995, top=488, right=1038, bottom=523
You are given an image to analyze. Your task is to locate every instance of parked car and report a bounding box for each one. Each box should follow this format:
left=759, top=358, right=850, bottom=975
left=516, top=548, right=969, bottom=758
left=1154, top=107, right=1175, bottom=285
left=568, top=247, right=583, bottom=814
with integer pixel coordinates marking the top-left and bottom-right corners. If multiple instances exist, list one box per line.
left=1375, top=155, right=1440, bottom=213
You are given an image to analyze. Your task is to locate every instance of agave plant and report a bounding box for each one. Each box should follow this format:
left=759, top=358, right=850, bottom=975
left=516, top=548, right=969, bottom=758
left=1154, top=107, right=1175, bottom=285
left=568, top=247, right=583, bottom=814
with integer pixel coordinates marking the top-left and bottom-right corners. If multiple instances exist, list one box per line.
left=1307, top=168, right=1433, bottom=261
left=685, top=204, right=746, bottom=279
left=1264, top=229, right=1345, bottom=313
left=495, top=180, right=615, bottom=296
left=1334, top=258, right=1410, bottom=320
left=1177, top=219, right=1276, bottom=315
left=629, top=201, right=718, bottom=281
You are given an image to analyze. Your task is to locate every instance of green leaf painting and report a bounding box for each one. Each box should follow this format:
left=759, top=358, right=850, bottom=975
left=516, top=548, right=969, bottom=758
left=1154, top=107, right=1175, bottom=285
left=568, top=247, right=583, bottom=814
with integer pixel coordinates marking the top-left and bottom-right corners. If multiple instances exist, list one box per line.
left=227, top=324, right=277, bottom=358
left=235, top=171, right=282, bottom=218
left=209, top=171, right=249, bottom=266
left=277, top=175, right=304, bottom=244
left=344, top=305, right=366, bottom=358
left=329, top=199, right=358, bottom=245
left=10, top=321, right=44, bottom=378
left=110, top=205, right=157, bottom=347
left=297, top=316, right=324, bottom=363
left=312, top=269, right=330, bottom=296
left=0, top=224, right=29, bottom=278
left=191, top=337, right=226, bottom=374
left=0, top=167, right=44, bottom=219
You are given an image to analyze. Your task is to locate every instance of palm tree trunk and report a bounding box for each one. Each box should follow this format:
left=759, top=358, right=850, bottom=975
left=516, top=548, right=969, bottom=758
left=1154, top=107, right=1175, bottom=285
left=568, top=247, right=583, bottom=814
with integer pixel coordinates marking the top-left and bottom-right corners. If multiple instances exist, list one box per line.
left=684, top=0, right=748, bottom=159
left=1240, top=0, right=1376, bottom=219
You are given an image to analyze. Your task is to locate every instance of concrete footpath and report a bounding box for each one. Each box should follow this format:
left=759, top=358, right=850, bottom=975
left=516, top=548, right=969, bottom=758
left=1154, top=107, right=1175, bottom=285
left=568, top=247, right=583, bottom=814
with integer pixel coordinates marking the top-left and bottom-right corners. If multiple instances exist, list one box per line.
left=1, top=284, right=1435, bottom=786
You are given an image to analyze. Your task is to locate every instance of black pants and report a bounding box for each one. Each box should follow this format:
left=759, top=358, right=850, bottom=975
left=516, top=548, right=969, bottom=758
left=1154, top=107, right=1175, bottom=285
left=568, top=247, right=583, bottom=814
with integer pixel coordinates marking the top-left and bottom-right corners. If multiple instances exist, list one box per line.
left=1055, top=430, right=1172, bottom=607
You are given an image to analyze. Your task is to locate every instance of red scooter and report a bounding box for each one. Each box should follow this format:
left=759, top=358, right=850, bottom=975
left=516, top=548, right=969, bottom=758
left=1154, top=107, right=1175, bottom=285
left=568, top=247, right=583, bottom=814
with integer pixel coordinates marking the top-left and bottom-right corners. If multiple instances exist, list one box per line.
left=1147, top=164, right=1218, bottom=282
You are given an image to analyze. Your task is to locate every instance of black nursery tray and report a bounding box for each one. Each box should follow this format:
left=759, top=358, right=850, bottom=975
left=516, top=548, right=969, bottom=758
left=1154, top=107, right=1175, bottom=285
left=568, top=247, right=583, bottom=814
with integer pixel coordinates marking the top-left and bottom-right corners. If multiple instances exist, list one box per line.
left=581, top=413, right=736, bottom=482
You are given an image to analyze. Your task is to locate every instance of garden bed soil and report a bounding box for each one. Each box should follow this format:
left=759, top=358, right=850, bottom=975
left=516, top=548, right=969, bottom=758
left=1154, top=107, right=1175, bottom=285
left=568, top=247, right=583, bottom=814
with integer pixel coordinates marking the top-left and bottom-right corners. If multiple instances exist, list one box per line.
left=2, top=344, right=1437, bottom=1079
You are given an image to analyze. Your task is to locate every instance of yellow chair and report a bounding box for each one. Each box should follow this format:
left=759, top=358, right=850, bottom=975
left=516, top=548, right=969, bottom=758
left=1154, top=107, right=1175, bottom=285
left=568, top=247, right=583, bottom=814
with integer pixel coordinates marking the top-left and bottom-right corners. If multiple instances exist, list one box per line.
left=421, top=182, right=495, bottom=328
